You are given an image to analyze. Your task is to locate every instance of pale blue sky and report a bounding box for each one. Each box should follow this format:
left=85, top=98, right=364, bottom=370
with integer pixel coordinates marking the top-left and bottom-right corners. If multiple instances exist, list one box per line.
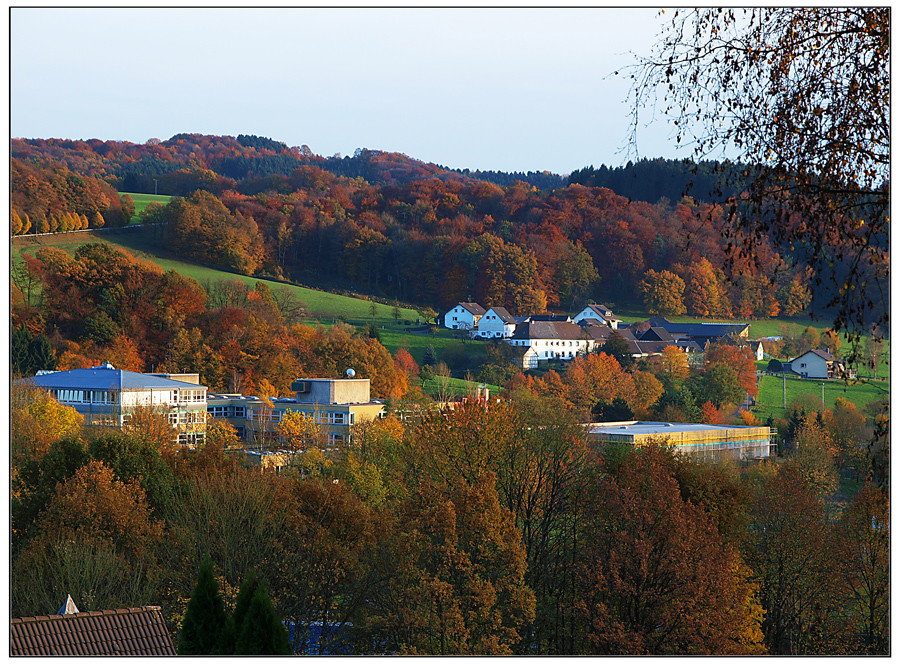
left=10, top=7, right=686, bottom=174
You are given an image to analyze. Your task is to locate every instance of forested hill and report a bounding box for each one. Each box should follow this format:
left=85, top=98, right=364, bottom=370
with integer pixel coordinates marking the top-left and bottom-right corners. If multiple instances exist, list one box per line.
left=10, top=135, right=563, bottom=192
left=12, top=132, right=830, bottom=324
left=568, top=158, right=750, bottom=204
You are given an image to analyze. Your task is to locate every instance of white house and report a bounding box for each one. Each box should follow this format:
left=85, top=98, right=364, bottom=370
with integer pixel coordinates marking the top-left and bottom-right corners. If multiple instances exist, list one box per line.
left=789, top=349, right=834, bottom=379
left=754, top=341, right=765, bottom=361
left=474, top=306, right=517, bottom=338
left=21, top=363, right=208, bottom=445
left=443, top=302, right=487, bottom=330
left=506, top=321, right=599, bottom=361
left=572, top=304, right=620, bottom=329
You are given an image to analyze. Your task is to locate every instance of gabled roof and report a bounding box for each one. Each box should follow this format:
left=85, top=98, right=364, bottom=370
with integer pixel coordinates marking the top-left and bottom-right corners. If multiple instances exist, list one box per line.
left=582, top=325, right=613, bottom=341
left=484, top=306, right=516, bottom=324
left=511, top=321, right=585, bottom=341
left=640, top=326, right=675, bottom=343
left=9, top=606, right=176, bottom=656
left=792, top=348, right=836, bottom=363
left=22, top=365, right=207, bottom=391
left=583, top=304, right=621, bottom=321
left=455, top=302, right=486, bottom=316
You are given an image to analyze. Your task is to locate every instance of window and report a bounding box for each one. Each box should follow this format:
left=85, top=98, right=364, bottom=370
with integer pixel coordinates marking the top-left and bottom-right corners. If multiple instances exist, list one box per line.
left=232, top=406, right=245, bottom=418
left=208, top=405, right=228, bottom=418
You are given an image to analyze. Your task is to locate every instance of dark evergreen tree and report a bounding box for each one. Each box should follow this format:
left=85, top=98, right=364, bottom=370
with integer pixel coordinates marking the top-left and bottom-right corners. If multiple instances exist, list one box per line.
left=233, top=575, right=292, bottom=655
left=28, top=333, right=57, bottom=373
left=423, top=344, right=438, bottom=367
left=11, top=326, right=32, bottom=377
left=178, top=555, right=229, bottom=655
left=592, top=396, right=635, bottom=422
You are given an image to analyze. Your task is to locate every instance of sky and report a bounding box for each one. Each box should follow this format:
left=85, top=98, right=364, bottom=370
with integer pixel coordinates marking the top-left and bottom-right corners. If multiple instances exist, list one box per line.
left=10, top=7, right=688, bottom=175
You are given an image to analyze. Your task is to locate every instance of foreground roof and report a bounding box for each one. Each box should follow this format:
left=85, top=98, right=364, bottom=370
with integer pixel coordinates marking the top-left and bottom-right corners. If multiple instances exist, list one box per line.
left=22, top=364, right=207, bottom=391
left=9, top=606, right=176, bottom=656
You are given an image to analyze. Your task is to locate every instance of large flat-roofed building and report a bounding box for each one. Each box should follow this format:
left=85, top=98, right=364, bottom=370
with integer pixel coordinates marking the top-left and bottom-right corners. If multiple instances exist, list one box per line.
left=21, top=363, right=207, bottom=445
left=208, top=378, right=385, bottom=447
left=586, top=421, right=774, bottom=463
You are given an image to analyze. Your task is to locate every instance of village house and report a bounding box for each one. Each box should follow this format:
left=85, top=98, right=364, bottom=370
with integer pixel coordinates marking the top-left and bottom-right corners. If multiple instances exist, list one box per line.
left=443, top=302, right=487, bottom=330
left=474, top=306, right=517, bottom=339
left=572, top=303, right=621, bottom=329
left=506, top=320, right=597, bottom=361
left=788, top=348, right=855, bottom=380
left=21, top=363, right=208, bottom=445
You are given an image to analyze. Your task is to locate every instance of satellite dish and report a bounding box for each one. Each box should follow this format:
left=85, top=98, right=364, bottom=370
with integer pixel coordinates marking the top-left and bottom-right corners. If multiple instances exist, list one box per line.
left=346, top=368, right=356, bottom=378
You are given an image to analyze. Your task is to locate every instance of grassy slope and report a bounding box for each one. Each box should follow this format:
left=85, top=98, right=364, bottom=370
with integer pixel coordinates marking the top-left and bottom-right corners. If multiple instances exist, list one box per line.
left=754, top=373, right=887, bottom=420
left=122, top=192, right=173, bottom=215
left=11, top=230, right=423, bottom=325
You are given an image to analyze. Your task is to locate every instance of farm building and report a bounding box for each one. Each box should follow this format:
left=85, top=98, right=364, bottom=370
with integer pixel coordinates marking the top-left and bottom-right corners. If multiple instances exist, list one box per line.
left=586, top=421, right=774, bottom=464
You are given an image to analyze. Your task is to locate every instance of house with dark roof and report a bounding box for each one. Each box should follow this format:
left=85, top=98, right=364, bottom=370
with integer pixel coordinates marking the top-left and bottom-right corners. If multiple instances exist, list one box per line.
left=573, top=304, right=621, bottom=329
left=9, top=605, right=176, bottom=656
left=474, top=306, right=517, bottom=338
left=788, top=348, right=854, bottom=379
left=443, top=302, right=487, bottom=330
left=19, top=363, right=207, bottom=445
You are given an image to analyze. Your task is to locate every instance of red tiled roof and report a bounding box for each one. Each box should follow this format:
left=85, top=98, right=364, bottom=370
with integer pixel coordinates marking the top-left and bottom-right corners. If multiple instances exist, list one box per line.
left=10, top=606, right=176, bottom=657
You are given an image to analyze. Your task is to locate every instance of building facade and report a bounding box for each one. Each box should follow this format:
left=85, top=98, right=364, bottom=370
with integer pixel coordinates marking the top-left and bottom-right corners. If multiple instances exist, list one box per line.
left=207, top=378, right=385, bottom=447
left=23, top=363, right=207, bottom=445
left=474, top=306, right=517, bottom=338
left=586, top=421, right=774, bottom=464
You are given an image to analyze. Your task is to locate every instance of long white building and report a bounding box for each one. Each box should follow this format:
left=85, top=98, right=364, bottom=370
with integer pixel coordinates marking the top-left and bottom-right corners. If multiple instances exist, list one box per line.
left=23, top=363, right=208, bottom=445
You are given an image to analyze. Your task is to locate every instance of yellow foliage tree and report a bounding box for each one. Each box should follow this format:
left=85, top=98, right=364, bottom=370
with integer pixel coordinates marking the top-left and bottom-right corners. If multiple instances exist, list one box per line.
left=11, top=381, right=83, bottom=467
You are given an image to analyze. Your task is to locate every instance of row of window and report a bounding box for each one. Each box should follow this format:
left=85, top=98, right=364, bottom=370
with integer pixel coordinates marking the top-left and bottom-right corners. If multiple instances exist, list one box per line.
left=168, top=411, right=206, bottom=425
left=176, top=389, right=206, bottom=402
left=237, top=408, right=355, bottom=425
left=207, top=405, right=247, bottom=418
left=51, top=389, right=119, bottom=404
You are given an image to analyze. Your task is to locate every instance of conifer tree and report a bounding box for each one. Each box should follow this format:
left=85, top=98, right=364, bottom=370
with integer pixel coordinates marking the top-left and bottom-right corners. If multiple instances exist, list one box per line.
left=178, top=555, right=229, bottom=655
left=233, top=574, right=292, bottom=655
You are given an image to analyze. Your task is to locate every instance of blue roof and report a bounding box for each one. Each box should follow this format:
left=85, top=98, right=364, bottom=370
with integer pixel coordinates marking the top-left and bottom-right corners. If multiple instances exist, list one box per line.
left=23, top=365, right=206, bottom=391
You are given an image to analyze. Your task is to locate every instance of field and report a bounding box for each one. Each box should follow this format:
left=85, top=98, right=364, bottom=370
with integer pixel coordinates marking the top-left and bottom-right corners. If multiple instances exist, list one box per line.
left=753, top=373, right=887, bottom=420
left=417, top=375, right=500, bottom=399
left=122, top=192, right=173, bottom=215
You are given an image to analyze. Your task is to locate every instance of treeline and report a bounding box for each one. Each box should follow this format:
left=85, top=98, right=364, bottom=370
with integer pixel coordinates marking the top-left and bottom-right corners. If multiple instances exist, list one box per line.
left=9, top=383, right=889, bottom=655
left=568, top=157, right=748, bottom=204
left=10, top=158, right=133, bottom=233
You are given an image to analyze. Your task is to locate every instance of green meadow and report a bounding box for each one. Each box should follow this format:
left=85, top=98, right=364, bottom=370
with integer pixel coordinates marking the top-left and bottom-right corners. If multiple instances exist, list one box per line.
left=754, top=373, right=887, bottom=420
left=122, top=192, right=173, bottom=215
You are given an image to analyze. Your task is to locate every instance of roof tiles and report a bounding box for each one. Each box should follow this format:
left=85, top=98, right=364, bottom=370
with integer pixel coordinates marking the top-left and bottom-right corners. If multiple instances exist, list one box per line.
left=10, top=606, right=176, bottom=657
